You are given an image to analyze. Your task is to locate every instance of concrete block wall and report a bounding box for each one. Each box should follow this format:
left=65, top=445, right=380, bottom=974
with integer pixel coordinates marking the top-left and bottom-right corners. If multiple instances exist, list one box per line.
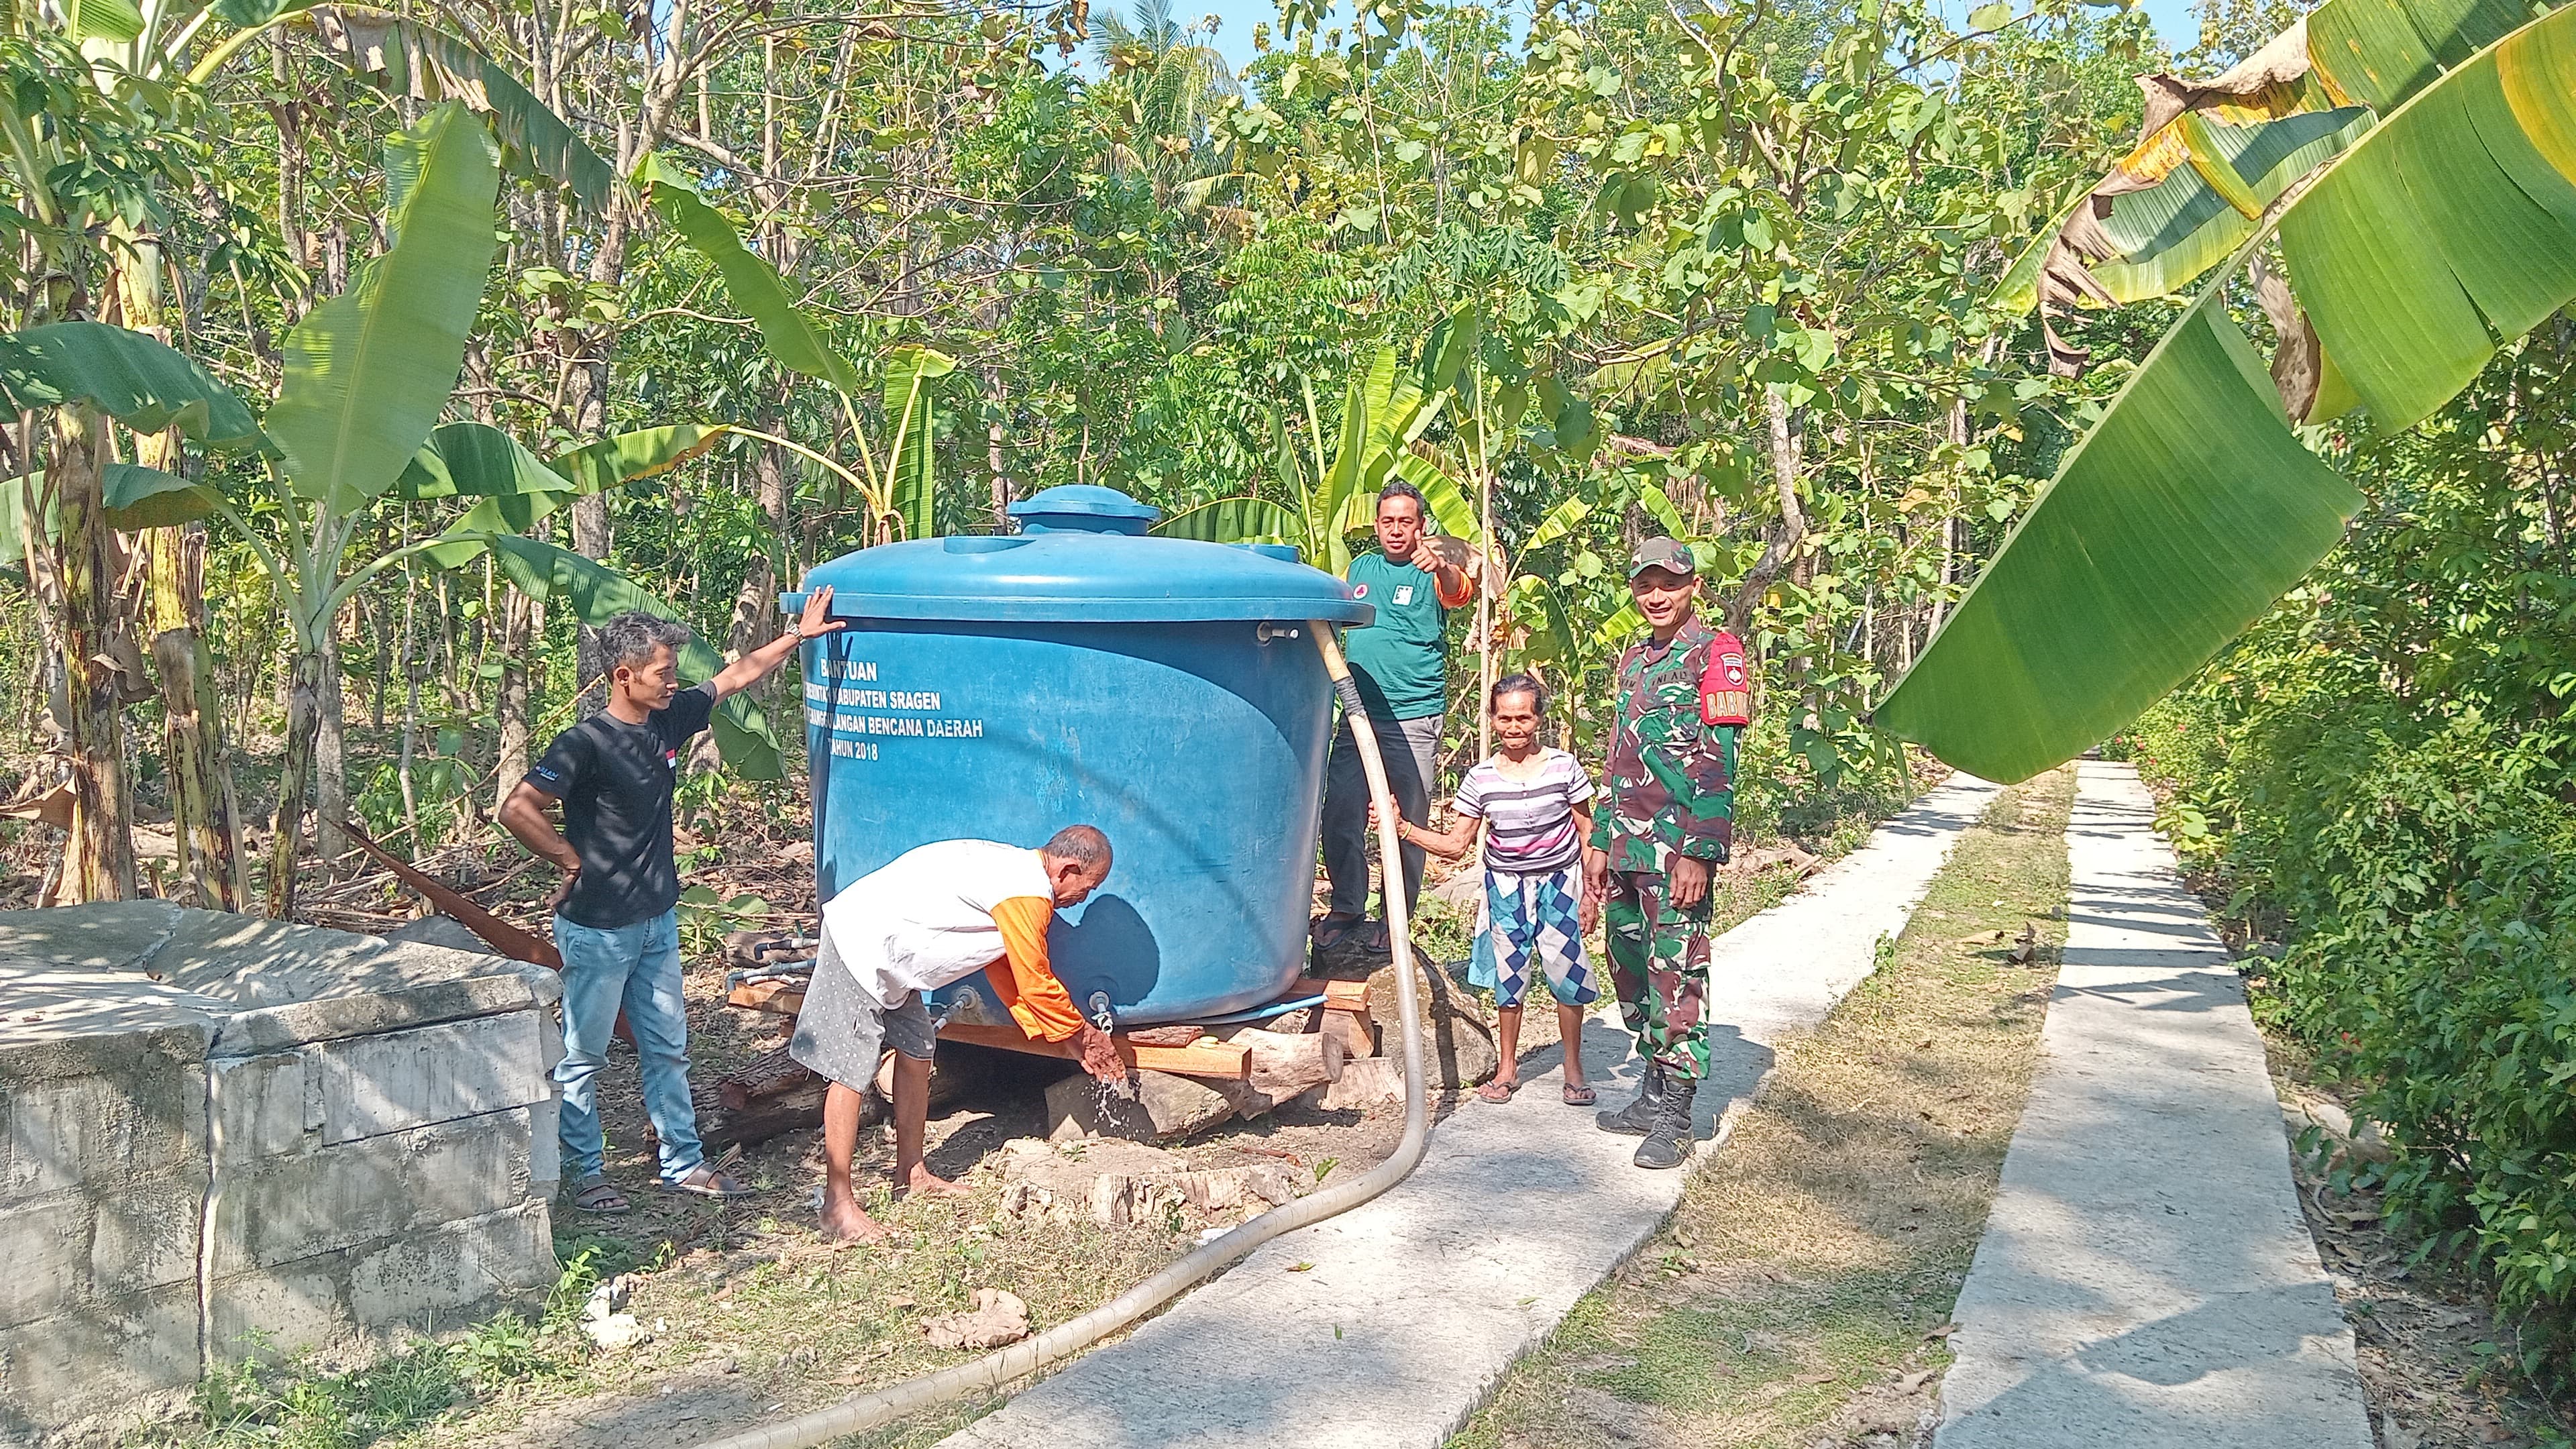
left=0, top=904, right=566, bottom=1446
left=1, top=1020, right=214, bottom=1440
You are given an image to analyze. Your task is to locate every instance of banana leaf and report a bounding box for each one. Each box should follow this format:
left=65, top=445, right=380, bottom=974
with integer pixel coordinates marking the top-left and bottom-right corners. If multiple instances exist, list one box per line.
left=421, top=422, right=731, bottom=567
left=1, top=464, right=221, bottom=547
left=1389, top=449, right=1477, bottom=539
left=1873, top=286, right=2363, bottom=784
left=268, top=103, right=499, bottom=515
left=641, top=157, right=860, bottom=394
left=395, top=421, right=564, bottom=500
left=484, top=535, right=783, bottom=780
left=2279, top=3, right=2576, bottom=429
left=550, top=423, right=732, bottom=495
left=0, top=322, right=263, bottom=448
left=69, top=0, right=145, bottom=41
left=1888, top=1, right=2576, bottom=782
left=103, top=463, right=219, bottom=529
left=2081, top=107, right=2373, bottom=305
left=1521, top=496, right=1591, bottom=554
left=883, top=345, right=955, bottom=541
left=1151, top=496, right=1300, bottom=545
left=2000, top=0, right=2539, bottom=365
left=305, top=7, right=615, bottom=211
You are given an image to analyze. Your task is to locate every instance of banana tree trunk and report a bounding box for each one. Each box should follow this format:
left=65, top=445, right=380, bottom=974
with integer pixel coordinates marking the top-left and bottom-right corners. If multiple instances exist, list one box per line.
left=314, top=630, right=348, bottom=873
left=115, top=217, right=244, bottom=909
left=51, top=403, right=136, bottom=903
left=146, top=525, right=244, bottom=910
left=268, top=643, right=325, bottom=918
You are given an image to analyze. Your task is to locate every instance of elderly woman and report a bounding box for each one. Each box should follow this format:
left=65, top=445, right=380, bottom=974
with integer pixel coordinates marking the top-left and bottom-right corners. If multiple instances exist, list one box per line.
left=1377, top=673, right=1601, bottom=1105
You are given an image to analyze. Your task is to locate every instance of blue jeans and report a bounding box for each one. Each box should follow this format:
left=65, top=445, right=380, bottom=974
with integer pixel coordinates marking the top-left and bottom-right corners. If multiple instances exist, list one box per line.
left=553, top=908, right=704, bottom=1185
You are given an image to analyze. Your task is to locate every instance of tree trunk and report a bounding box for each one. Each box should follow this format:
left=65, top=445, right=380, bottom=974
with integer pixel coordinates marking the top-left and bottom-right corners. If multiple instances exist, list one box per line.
left=145, top=526, right=244, bottom=910
left=268, top=645, right=325, bottom=918
left=727, top=434, right=790, bottom=656
left=492, top=585, right=535, bottom=815
left=1724, top=390, right=1809, bottom=637
left=1476, top=459, right=1495, bottom=761
left=51, top=404, right=137, bottom=903
left=986, top=364, right=1012, bottom=531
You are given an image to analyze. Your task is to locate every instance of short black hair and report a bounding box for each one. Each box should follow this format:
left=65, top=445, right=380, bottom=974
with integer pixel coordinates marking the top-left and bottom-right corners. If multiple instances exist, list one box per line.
left=1491, top=672, right=1547, bottom=715
left=1043, top=824, right=1113, bottom=873
left=1376, top=480, right=1426, bottom=518
left=598, top=612, right=690, bottom=674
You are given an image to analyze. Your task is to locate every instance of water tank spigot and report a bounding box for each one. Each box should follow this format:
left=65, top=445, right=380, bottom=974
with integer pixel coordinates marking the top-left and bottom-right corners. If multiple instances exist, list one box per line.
left=1086, top=990, right=1119, bottom=1033
left=1255, top=621, right=1302, bottom=645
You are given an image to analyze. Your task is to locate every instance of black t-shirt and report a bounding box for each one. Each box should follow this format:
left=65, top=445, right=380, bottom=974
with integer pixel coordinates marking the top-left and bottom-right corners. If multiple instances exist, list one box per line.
left=525, top=683, right=717, bottom=928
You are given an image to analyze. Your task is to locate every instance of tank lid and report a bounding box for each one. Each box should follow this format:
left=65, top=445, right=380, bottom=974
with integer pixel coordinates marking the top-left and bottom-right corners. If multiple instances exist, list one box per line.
left=789, top=501, right=1373, bottom=625
left=1008, top=484, right=1161, bottom=535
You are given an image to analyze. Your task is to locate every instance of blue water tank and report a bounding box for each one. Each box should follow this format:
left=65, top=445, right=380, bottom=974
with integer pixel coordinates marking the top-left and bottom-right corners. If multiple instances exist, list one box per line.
left=788, top=485, right=1374, bottom=1026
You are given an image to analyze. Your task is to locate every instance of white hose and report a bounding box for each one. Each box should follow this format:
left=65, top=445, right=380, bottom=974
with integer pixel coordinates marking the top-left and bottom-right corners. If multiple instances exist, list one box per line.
left=688, top=623, right=1430, bottom=1449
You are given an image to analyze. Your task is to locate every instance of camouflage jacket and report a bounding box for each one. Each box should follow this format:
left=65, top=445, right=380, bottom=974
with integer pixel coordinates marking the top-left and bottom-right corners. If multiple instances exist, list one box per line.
left=1588, top=616, right=1743, bottom=875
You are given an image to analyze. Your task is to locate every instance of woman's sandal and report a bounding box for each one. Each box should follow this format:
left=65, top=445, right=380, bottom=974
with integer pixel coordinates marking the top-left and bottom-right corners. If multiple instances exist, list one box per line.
left=572, top=1179, right=631, bottom=1215
left=1561, top=1083, right=1597, bottom=1107
left=662, top=1165, right=756, bottom=1199
left=1477, top=1077, right=1521, bottom=1104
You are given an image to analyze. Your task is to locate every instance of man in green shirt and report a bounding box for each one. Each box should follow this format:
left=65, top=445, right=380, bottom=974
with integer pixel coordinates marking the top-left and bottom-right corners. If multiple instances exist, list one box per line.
left=1316, top=481, right=1477, bottom=954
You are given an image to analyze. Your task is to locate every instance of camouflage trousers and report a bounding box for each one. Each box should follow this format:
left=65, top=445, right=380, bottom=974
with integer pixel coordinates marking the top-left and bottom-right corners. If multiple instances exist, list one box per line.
left=1603, top=869, right=1712, bottom=1079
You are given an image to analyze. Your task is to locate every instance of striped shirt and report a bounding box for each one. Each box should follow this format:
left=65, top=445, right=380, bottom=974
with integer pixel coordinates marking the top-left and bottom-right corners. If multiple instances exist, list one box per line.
left=1453, top=749, right=1595, bottom=873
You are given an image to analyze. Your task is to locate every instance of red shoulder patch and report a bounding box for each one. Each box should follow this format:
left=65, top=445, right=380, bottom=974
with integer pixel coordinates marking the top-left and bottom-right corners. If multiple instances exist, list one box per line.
left=1701, top=630, right=1752, bottom=727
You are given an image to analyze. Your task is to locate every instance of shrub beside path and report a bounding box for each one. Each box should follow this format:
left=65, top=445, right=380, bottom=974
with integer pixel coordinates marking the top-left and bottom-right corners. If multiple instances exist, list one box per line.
left=1934, top=761, right=2373, bottom=1448
left=945, top=773, right=2002, bottom=1449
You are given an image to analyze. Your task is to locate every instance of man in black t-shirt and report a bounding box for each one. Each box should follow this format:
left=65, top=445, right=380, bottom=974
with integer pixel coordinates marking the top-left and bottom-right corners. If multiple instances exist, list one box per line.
left=501, top=591, right=841, bottom=1213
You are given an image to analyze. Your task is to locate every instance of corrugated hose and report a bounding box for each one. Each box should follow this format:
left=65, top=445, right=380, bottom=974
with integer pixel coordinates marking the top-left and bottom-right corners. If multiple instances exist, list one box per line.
left=688, top=622, right=1432, bottom=1449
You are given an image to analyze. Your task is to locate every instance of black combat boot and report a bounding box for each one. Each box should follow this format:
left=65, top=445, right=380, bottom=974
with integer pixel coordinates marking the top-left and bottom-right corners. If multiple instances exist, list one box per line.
left=1596, top=1062, right=1665, bottom=1136
left=1631, top=1075, right=1697, bottom=1169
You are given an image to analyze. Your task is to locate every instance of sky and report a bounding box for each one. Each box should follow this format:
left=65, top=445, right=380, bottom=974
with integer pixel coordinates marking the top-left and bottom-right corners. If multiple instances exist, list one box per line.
left=1148, top=0, right=2202, bottom=76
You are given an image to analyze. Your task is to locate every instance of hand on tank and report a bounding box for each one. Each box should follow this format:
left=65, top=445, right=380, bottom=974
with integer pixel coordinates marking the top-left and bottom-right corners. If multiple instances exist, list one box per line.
left=1075, top=1022, right=1126, bottom=1081
left=1668, top=856, right=1711, bottom=911
left=797, top=585, right=848, bottom=641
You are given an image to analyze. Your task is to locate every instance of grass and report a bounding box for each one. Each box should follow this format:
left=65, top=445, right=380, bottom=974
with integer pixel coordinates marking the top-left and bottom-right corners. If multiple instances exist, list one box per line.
left=1448, top=763, right=2078, bottom=1449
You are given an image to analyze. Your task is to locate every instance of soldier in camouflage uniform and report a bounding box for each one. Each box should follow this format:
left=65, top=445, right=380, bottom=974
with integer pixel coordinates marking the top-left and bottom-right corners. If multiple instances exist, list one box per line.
left=1585, top=537, right=1754, bottom=1169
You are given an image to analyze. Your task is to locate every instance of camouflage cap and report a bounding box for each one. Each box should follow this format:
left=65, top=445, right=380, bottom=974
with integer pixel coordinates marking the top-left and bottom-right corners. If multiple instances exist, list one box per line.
left=1627, top=537, right=1698, bottom=579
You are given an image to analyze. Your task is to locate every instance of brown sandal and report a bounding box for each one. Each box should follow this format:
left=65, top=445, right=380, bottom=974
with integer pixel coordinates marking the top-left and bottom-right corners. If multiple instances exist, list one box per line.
left=1477, top=1077, right=1520, bottom=1104
left=1562, top=1083, right=1597, bottom=1107
left=661, top=1165, right=755, bottom=1199
left=573, top=1179, right=631, bottom=1215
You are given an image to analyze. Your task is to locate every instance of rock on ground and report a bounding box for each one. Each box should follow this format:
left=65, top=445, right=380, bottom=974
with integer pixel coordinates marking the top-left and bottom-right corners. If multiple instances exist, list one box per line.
left=1366, top=959, right=1498, bottom=1090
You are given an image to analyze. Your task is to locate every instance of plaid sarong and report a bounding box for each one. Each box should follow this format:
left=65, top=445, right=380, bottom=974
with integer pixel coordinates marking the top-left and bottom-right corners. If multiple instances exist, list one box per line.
left=1475, top=861, right=1599, bottom=1010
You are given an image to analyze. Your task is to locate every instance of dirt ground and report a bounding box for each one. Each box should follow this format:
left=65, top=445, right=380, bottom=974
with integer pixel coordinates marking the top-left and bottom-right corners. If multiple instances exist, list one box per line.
left=2259, top=1041, right=2571, bottom=1449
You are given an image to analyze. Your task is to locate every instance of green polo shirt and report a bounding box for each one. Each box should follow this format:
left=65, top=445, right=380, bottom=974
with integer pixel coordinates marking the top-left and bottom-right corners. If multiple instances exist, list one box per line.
left=1343, top=551, right=1453, bottom=722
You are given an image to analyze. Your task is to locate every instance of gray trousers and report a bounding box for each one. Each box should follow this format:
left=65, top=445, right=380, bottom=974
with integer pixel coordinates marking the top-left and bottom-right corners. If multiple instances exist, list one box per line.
left=1321, top=712, right=1446, bottom=919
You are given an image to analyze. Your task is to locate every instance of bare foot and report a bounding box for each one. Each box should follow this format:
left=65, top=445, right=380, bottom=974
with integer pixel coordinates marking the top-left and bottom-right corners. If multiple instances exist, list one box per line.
left=819, top=1196, right=891, bottom=1244
left=898, top=1164, right=971, bottom=1199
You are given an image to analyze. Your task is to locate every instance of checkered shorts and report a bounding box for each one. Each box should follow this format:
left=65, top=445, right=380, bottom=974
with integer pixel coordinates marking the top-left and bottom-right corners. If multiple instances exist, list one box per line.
left=1477, top=862, right=1599, bottom=1010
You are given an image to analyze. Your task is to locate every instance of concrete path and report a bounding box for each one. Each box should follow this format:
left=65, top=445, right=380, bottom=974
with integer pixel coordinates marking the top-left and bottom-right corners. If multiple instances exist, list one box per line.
left=1935, top=761, right=2371, bottom=1449
left=948, top=773, right=2002, bottom=1449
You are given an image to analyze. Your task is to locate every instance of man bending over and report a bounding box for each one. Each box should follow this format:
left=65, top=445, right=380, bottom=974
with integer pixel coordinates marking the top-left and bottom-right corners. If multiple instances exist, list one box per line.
left=795, top=826, right=1126, bottom=1243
